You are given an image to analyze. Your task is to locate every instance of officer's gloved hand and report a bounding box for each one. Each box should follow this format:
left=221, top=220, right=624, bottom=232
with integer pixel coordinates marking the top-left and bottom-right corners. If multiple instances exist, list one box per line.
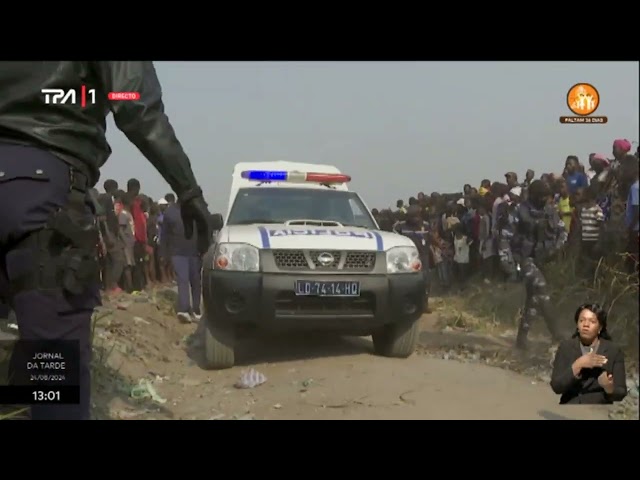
left=180, top=194, right=213, bottom=254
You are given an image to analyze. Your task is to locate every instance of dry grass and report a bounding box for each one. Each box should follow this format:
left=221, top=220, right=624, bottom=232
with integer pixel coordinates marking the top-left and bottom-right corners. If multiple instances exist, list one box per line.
left=436, top=253, right=639, bottom=358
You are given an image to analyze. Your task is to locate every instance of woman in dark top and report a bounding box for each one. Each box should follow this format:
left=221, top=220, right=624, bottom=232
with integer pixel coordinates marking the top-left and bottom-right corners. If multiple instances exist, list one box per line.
left=550, top=303, right=627, bottom=404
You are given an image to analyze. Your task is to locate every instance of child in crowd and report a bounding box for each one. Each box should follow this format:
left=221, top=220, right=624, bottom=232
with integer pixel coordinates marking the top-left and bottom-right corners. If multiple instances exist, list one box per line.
left=555, top=178, right=572, bottom=234
left=430, top=231, right=451, bottom=291
left=453, top=224, right=472, bottom=289
left=575, top=187, right=605, bottom=263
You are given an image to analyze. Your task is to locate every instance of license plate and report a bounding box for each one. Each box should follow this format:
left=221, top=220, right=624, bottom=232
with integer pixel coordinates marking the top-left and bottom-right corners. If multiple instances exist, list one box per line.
left=294, top=280, right=361, bottom=297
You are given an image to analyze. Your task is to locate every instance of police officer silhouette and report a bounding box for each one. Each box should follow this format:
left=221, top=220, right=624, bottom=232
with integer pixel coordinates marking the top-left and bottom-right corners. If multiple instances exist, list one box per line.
left=0, top=62, right=213, bottom=420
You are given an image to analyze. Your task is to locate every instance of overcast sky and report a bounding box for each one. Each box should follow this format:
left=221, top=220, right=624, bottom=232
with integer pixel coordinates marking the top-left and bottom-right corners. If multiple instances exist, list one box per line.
left=100, top=61, right=639, bottom=213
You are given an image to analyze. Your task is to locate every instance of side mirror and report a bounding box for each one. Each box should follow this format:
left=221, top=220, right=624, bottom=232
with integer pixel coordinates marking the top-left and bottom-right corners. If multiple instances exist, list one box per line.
left=210, top=213, right=224, bottom=231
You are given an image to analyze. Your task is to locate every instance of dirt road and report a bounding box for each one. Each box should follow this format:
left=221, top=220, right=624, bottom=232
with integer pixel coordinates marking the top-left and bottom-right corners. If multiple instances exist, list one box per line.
left=89, top=289, right=615, bottom=420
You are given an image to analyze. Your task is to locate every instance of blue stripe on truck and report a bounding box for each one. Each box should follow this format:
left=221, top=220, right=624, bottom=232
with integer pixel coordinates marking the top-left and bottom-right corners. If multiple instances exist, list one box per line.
left=257, top=226, right=270, bottom=248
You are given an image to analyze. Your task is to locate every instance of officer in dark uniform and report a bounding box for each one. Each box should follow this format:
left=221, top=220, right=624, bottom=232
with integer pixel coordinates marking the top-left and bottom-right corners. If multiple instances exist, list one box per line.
left=394, top=205, right=433, bottom=313
left=511, top=180, right=567, bottom=349
left=0, top=61, right=213, bottom=420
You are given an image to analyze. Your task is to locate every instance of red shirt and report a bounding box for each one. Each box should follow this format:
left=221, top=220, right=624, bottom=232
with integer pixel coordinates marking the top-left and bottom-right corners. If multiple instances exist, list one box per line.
left=131, top=196, right=148, bottom=244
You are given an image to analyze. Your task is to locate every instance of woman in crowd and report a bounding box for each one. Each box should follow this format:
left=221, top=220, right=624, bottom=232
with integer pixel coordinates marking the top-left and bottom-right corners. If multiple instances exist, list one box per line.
left=550, top=303, right=627, bottom=404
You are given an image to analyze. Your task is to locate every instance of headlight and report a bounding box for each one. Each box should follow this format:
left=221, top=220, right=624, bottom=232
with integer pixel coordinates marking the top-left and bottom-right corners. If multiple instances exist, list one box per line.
left=214, top=243, right=260, bottom=272
left=386, top=246, right=422, bottom=274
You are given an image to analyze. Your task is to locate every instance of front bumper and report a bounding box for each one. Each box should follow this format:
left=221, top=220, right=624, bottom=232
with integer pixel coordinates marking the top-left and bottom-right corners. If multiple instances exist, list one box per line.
left=203, top=271, right=425, bottom=335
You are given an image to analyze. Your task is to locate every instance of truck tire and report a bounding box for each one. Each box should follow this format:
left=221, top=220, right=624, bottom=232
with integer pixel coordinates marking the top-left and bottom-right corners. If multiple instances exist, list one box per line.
left=372, top=318, right=420, bottom=358
left=202, top=309, right=235, bottom=370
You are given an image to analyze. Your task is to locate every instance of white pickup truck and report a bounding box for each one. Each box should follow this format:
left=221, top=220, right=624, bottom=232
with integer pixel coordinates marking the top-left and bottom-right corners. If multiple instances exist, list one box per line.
left=202, top=161, right=426, bottom=369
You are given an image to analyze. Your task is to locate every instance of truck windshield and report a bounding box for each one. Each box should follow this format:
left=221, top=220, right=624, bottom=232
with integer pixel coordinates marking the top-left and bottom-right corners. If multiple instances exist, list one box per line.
left=227, top=187, right=377, bottom=229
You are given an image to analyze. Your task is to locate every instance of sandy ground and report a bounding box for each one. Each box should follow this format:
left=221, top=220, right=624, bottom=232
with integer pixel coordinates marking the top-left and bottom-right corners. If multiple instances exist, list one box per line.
left=88, top=290, right=614, bottom=421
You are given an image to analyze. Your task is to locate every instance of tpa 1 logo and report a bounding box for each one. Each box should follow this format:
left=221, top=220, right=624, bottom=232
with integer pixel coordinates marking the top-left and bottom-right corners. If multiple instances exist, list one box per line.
left=559, top=83, right=608, bottom=125
left=42, top=86, right=141, bottom=108
left=41, top=86, right=96, bottom=107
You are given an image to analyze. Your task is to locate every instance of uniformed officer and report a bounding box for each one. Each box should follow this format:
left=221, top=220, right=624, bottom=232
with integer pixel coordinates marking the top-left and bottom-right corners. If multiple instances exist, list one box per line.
left=511, top=180, right=567, bottom=349
left=394, top=205, right=433, bottom=314
left=0, top=62, right=213, bottom=420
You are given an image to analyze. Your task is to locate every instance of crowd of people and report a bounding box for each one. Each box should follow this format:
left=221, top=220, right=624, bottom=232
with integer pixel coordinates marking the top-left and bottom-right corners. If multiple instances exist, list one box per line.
left=372, top=138, right=639, bottom=348
left=92, top=178, right=203, bottom=324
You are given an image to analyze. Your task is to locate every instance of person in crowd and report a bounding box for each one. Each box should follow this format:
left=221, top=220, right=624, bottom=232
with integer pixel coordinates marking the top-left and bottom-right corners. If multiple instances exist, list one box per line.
left=495, top=193, right=518, bottom=281
left=115, top=192, right=136, bottom=293
left=161, top=197, right=203, bottom=322
left=377, top=209, right=395, bottom=232
left=154, top=198, right=169, bottom=282
left=146, top=202, right=159, bottom=286
left=587, top=154, right=609, bottom=183
left=463, top=184, right=472, bottom=196
left=600, top=140, right=634, bottom=260
left=430, top=230, right=450, bottom=291
left=539, top=173, right=552, bottom=187
left=564, top=155, right=589, bottom=195
left=523, top=169, right=535, bottom=187
left=490, top=182, right=510, bottom=239
left=555, top=178, right=573, bottom=235
left=612, top=138, right=632, bottom=165
left=98, top=179, right=125, bottom=295
left=126, top=178, right=149, bottom=290
left=461, top=196, right=480, bottom=269
left=162, top=194, right=177, bottom=282
left=576, top=186, right=605, bottom=255
left=478, top=179, right=491, bottom=196
left=452, top=224, right=472, bottom=289
left=550, top=303, right=627, bottom=404
left=477, top=202, right=495, bottom=282
left=394, top=205, right=433, bottom=313
left=511, top=180, right=566, bottom=349
left=505, top=172, right=519, bottom=190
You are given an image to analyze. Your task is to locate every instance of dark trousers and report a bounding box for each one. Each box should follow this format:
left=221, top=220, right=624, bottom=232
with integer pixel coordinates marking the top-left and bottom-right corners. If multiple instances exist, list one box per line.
left=171, top=255, right=202, bottom=313
left=517, top=257, right=561, bottom=345
left=454, top=261, right=469, bottom=286
left=105, top=248, right=125, bottom=290
left=0, top=144, right=99, bottom=420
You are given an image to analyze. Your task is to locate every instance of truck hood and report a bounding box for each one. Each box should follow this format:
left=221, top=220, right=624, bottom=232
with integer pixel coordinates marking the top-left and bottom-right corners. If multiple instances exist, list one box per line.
left=219, top=224, right=413, bottom=251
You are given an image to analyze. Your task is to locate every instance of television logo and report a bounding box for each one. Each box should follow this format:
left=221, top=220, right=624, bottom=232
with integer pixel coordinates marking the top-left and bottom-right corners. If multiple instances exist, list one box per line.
left=42, top=86, right=140, bottom=108
left=559, top=83, right=608, bottom=125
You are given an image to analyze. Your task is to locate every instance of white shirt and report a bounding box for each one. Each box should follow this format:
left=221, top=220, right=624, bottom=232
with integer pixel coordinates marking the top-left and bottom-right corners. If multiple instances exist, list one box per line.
left=454, top=235, right=470, bottom=264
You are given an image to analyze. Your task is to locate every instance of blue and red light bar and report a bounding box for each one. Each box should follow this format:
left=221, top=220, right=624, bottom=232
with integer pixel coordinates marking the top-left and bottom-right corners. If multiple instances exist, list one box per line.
left=240, top=170, right=351, bottom=184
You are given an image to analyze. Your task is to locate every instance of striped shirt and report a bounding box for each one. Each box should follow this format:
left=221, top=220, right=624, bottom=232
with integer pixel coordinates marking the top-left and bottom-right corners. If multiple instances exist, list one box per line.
left=580, top=204, right=604, bottom=242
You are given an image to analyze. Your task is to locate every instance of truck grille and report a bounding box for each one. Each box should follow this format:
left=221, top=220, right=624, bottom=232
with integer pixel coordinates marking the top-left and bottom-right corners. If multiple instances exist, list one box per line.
left=272, top=250, right=376, bottom=271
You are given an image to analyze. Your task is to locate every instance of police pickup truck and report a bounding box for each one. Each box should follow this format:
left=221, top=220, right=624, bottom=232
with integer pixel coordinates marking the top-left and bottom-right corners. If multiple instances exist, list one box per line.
left=202, top=161, right=426, bottom=369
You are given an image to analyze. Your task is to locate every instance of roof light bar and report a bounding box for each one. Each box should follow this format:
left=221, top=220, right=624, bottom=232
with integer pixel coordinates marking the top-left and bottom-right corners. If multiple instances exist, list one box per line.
left=240, top=170, right=351, bottom=184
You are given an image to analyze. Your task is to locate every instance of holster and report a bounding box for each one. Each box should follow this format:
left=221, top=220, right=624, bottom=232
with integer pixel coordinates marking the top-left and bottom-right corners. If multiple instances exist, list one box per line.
left=10, top=169, right=100, bottom=297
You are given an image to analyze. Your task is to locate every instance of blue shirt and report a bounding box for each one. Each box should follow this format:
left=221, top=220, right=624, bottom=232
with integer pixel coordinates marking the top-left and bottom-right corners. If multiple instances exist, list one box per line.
left=626, top=180, right=639, bottom=231
left=566, top=172, right=589, bottom=195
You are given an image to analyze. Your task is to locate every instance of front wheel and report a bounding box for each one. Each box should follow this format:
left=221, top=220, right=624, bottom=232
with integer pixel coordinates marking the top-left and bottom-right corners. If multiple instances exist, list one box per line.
left=372, top=319, right=420, bottom=358
left=202, top=308, right=236, bottom=370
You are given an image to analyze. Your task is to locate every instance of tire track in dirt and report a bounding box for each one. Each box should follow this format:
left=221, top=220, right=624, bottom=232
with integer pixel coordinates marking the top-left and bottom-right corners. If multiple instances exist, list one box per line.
left=92, top=290, right=612, bottom=420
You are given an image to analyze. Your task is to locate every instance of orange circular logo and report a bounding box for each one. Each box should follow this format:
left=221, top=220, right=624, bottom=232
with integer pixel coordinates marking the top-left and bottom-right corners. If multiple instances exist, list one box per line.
left=566, top=83, right=600, bottom=116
